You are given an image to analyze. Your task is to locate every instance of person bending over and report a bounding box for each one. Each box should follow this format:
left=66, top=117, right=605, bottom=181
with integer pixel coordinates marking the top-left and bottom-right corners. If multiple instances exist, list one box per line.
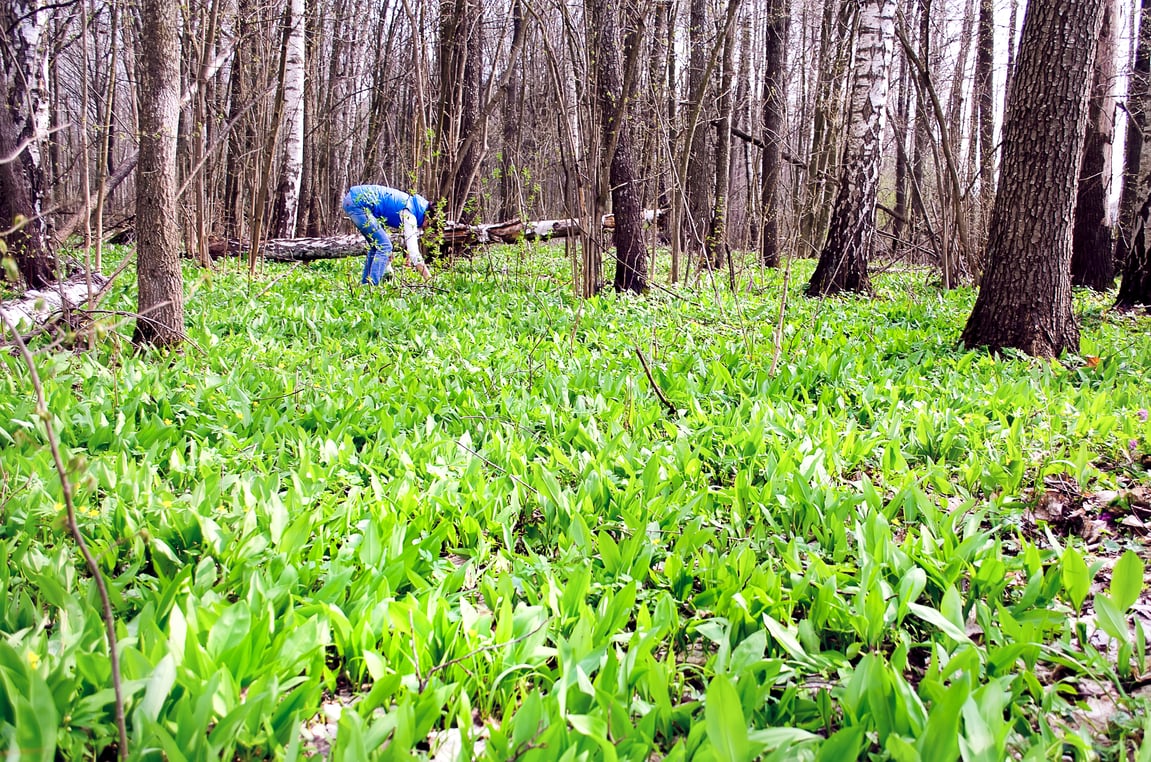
left=341, top=185, right=433, bottom=283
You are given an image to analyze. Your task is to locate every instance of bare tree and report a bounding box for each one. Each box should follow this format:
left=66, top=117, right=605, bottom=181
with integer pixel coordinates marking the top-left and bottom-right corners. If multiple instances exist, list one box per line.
left=807, top=0, right=897, bottom=296
left=133, top=0, right=184, bottom=347
left=1116, top=0, right=1151, bottom=276
left=961, top=0, right=1105, bottom=356
left=589, top=0, right=648, bottom=294
left=1071, top=0, right=1120, bottom=290
left=760, top=0, right=789, bottom=268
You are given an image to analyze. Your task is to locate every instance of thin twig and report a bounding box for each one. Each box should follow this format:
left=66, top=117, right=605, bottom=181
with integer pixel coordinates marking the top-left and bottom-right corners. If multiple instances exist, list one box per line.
left=0, top=312, right=128, bottom=759
left=633, top=345, right=677, bottom=416
left=420, top=618, right=548, bottom=691
left=454, top=439, right=542, bottom=497
left=769, top=255, right=793, bottom=377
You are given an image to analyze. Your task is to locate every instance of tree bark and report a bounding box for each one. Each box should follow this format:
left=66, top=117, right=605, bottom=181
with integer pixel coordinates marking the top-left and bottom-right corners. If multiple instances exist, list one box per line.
left=134, top=0, right=185, bottom=347
left=684, top=0, right=712, bottom=254
left=760, top=0, right=789, bottom=268
left=961, top=0, right=1105, bottom=357
left=270, top=0, right=306, bottom=238
left=706, top=9, right=737, bottom=271
left=0, top=0, right=53, bottom=288
left=1116, top=0, right=1151, bottom=276
left=1071, top=0, right=1119, bottom=290
left=1116, top=186, right=1151, bottom=309
left=590, top=0, right=648, bottom=294
left=974, top=0, right=996, bottom=223
left=807, top=0, right=896, bottom=296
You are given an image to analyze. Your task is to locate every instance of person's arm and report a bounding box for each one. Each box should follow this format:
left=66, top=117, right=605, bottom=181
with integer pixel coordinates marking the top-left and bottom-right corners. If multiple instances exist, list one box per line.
left=399, top=209, right=432, bottom=280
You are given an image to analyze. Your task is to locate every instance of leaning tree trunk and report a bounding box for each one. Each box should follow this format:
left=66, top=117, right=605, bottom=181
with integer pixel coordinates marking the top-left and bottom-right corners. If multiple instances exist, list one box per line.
left=1071, top=0, right=1119, bottom=291
left=807, top=0, right=896, bottom=296
left=134, top=0, right=185, bottom=347
left=590, top=0, right=648, bottom=294
left=961, top=0, right=1104, bottom=357
left=270, top=0, right=306, bottom=238
left=0, top=1, right=53, bottom=288
left=760, top=0, right=789, bottom=268
left=1114, top=0, right=1151, bottom=274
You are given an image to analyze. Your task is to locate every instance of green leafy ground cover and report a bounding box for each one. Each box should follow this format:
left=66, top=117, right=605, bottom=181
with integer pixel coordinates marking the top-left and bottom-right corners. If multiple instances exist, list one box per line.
left=2, top=246, right=1150, bottom=761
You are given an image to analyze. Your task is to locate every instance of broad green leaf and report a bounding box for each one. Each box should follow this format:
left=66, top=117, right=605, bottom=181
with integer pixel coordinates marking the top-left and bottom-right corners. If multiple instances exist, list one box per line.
left=1111, top=550, right=1145, bottom=612
left=907, top=602, right=971, bottom=644
left=706, top=674, right=750, bottom=762
left=1060, top=547, right=1090, bottom=612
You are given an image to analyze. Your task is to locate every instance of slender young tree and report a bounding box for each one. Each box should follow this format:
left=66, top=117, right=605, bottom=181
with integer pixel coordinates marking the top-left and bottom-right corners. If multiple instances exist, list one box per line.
left=1071, top=0, right=1120, bottom=290
left=589, top=0, right=648, bottom=293
left=1115, top=0, right=1151, bottom=273
left=760, top=0, right=789, bottom=267
left=807, top=0, right=897, bottom=296
left=134, top=0, right=184, bottom=347
left=961, top=0, right=1105, bottom=356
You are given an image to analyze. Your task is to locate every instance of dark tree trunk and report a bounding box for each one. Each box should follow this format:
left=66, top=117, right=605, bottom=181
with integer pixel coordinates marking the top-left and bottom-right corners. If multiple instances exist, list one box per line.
left=760, top=0, right=789, bottom=268
left=1071, top=0, right=1119, bottom=291
left=706, top=10, right=737, bottom=271
left=891, top=47, right=911, bottom=251
left=1114, top=0, right=1151, bottom=273
left=807, top=0, right=896, bottom=296
left=974, top=0, right=996, bottom=221
left=134, top=0, right=185, bottom=347
left=590, top=0, right=648, bottom=294
left=1116, top=187, right=1151, bottom=309
left=962, top=0, right=1105, bottom=357
left=685, top=0, right=711, bottom=253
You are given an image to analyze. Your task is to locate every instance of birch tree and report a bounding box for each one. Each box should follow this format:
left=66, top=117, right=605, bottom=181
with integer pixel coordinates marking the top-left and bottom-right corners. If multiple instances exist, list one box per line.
left=270, top=0, right=306, bottom=238
left=807, top=0, right=897, bottom=296
left=0, top=0, right=54, bottom=288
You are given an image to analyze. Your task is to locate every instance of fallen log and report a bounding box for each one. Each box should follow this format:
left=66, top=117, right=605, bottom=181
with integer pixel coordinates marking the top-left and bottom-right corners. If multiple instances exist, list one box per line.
left=0, top=271, right=109, bottom=331
left=204, top=210, right=666, bottom=263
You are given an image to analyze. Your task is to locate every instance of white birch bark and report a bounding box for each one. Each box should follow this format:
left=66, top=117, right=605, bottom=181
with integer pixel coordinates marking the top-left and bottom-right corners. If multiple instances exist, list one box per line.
left=807, top=0, right=897, bottom=295
left=272, top=0, right=306, bottom=237
left=3, top=0, right=51, bottom=215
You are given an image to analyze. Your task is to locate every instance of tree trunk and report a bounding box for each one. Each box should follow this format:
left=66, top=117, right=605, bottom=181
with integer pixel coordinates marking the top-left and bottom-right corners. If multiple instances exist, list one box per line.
left=1116, top=0, right=1151, bottom=273
left=1116, top=186, right=1151, bottom=309
left=134, top=0, right=185, bottom=347
left=807, top=0, right=896, bottom=296
left=590, top=0, right=648, bottom=294
left=706, top=9, right=737, bottom=271
left=961, top=0, right=1104, bottom=357
left=800, top=0, right=848, bottom=251
left=0, top=70, right=53, bottom=289
left=270, top=0, right=306, bottom=238
left=1071, top=0, right=1120, bottom=290
left=974, top=0, right=995, bottom=226
left=684, top=0, right=712, bottom=254
left=760, top=0, right=789, bottom=268
left=0, top=0, right=53, bottom=288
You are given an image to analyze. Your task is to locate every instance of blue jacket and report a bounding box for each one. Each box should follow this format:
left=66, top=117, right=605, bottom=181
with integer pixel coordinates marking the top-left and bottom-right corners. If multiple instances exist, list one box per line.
left=346, top=186, right=429, bottom=228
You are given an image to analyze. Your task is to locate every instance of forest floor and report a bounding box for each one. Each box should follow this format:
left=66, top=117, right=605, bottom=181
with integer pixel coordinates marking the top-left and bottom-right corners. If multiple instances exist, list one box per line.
left=1, top=243, right=1150, bottom=760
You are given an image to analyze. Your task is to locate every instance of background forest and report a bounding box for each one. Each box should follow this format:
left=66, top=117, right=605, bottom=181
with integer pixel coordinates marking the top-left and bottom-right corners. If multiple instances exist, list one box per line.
left=2, top=0, right=1151, bottom=760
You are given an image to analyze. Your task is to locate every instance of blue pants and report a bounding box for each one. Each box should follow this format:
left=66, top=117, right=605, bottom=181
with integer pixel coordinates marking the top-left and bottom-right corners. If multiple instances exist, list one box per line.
left=342, top=191, right=394, bottom=284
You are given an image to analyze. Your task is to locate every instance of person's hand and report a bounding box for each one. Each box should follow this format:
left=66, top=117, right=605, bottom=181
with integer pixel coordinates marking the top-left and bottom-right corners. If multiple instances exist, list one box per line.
left=414, top=262, right=432, bottom=281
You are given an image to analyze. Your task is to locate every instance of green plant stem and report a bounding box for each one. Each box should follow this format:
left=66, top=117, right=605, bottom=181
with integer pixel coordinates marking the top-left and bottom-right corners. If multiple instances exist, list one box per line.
left=0, top=312, right=129, bottom=760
